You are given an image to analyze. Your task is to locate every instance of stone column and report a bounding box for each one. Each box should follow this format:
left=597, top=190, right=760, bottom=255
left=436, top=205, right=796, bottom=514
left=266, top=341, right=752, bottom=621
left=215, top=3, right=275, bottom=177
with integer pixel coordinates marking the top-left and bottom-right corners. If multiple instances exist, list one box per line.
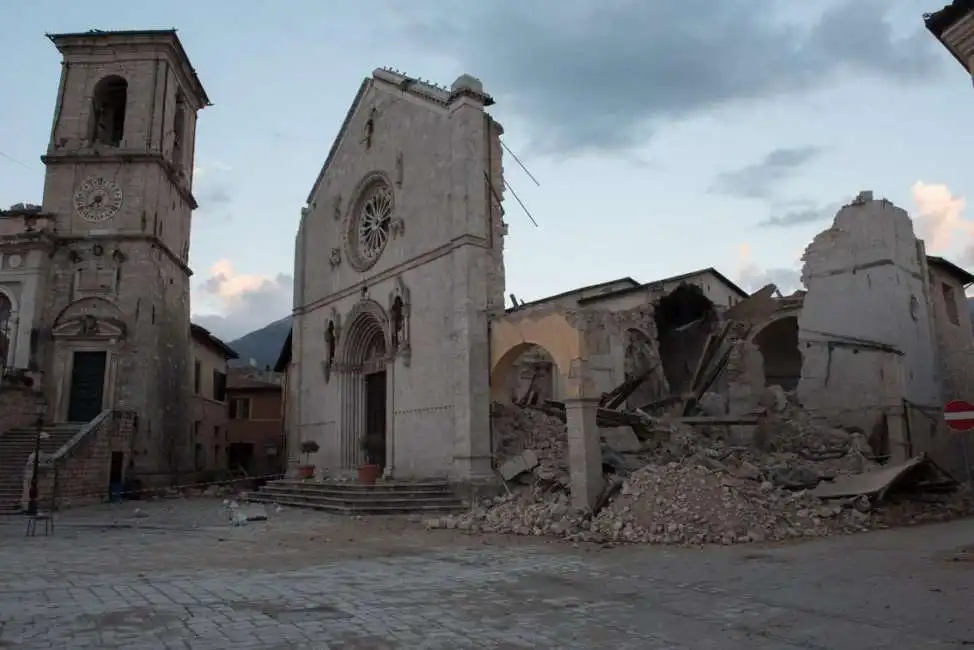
left=384, top=361, right=396, bottom=478
left=564, top=397, right=603, bottom=511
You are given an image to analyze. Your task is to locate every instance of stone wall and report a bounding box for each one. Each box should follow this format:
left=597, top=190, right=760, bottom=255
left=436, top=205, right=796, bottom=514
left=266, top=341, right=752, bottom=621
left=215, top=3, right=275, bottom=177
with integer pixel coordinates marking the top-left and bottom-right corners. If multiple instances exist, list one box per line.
left=291, top=70, right=503, bottom=483
left=32, top=409, right=137, bottom=509
left=32, top=32, right=205, bottom=485
left=0, top=383, right=38, bottom=434
left=797, top=193, right=940, bottom=440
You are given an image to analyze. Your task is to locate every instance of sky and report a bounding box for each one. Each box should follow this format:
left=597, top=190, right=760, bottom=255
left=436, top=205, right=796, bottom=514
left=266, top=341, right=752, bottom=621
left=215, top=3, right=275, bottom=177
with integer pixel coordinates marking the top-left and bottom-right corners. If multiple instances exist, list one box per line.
left=1, top=0, right=974, bottom=341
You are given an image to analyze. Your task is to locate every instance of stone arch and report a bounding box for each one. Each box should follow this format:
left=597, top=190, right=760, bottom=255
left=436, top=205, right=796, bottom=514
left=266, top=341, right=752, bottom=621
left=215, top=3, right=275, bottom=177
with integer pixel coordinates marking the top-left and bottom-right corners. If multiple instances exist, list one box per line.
left=495, top=342, right=559, bottom=405
left=338, top=299, right=388, bottom=366
left=52, top=297, right=127, bottom=338
left=491, top=310, right=607, bottom=511
left=752, top=315, right=802, bottom=390
left=337, top=299, right=391, bottom=472
left=0, top=286, right=19, bottom=314
left=89, top=75, right=128, bottom=147
left=0, top=288, right=15, bottom=368
left=490, top=310, right=587, bottom=402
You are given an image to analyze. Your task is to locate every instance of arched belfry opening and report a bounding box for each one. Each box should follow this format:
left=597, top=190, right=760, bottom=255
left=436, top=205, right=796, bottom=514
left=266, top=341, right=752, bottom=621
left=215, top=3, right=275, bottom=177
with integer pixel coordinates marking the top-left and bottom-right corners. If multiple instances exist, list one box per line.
left=338, top=304, right=389, bottom=472
left=89, top=75, right=128, bottom=147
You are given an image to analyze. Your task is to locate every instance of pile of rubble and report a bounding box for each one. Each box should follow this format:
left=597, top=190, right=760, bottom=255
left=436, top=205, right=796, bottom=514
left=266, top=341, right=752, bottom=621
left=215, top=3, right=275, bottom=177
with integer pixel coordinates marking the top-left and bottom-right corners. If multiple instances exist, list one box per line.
left=426, top=390, right=974, bottom=545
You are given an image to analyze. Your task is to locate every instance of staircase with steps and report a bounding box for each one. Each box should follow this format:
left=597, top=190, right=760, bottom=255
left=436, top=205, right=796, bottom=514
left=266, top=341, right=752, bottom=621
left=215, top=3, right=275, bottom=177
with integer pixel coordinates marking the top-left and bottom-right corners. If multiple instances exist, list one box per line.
left=244, top=479, right=468, bottom=515
left=0, top=422, right=83, bottom=513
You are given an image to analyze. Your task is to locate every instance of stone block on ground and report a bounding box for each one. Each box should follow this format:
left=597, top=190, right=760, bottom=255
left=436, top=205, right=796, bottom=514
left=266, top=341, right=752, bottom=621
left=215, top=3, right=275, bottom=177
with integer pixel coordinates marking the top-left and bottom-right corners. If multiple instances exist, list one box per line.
left=600, top=426, right=641, bottom=453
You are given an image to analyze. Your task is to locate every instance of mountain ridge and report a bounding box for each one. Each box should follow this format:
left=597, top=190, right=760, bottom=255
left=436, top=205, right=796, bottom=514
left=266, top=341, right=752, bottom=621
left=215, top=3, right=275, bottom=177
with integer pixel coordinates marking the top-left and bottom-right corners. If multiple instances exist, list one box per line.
left=226, top=316, right=292, bottom=369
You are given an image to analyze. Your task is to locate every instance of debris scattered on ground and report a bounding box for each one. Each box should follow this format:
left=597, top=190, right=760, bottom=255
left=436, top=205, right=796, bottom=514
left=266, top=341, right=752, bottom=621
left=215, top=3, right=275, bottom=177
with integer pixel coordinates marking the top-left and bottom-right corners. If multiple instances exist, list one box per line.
left=427, top=389, right=974, bottom=546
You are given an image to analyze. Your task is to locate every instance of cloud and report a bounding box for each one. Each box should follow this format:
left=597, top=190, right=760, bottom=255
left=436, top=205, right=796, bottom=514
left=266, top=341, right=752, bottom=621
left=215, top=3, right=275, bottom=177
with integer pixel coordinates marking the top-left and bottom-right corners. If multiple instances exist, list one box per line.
left=735, top=243, right=803, bottom=294
left=911, top=182, right=973, bottom=261
left=711, top=146, right=822, bottom=200
left=397, top=0, right=940, bottom=154
left=758, top=200, right=839, bottom=228
left=192, top=259, right=293, bottom=340
left=193, top=161, right=234, bottom=209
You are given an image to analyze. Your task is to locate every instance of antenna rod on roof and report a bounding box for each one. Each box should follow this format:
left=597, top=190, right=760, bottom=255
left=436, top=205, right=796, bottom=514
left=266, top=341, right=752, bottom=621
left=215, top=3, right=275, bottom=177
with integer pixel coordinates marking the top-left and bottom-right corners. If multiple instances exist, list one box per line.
left=500, top=140, right=539, bottom=187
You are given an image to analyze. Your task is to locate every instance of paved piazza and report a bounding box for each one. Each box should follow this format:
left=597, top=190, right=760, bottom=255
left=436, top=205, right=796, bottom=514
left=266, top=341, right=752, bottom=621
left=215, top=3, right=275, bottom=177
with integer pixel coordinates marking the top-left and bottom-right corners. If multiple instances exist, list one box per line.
left=0, top=498, right=972, bottom=649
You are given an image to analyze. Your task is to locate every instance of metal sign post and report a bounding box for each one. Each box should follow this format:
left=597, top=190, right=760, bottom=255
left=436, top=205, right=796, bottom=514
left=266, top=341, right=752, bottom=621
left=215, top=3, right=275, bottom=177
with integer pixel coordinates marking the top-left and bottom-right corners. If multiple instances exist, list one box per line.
left=944, top=400, right=974, bottom=484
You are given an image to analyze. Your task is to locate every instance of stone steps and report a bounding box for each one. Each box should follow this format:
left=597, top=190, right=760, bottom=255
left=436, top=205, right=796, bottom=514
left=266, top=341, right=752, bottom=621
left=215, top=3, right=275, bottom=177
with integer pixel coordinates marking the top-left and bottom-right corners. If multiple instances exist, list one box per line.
left=243, top=479, right=468, bottom=515
left=0, top=423, right=82, bottom=512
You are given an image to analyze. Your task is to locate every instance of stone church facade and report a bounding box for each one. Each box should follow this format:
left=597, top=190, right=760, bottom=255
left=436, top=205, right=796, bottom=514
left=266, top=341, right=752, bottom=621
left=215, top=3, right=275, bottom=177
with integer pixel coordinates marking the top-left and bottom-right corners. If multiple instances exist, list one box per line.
left=289, top=69, right=506, bottom=483
left=0, top=30, right=207, bottom=491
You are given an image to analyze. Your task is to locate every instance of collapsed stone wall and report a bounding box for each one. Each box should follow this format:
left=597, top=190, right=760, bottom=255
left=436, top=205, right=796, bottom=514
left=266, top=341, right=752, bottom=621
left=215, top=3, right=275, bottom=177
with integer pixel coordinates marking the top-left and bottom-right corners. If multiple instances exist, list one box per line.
left=435, top=391, right=972, bottom=544
left=797, top=192, right=940, bottom=436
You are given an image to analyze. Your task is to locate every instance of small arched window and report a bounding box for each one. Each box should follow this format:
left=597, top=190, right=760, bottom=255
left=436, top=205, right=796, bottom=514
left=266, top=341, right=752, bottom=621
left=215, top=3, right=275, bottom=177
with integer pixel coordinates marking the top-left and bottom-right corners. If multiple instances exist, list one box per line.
left=90, top=75, right=128, bottom=147
left=0, top=293, right=12, bottom=367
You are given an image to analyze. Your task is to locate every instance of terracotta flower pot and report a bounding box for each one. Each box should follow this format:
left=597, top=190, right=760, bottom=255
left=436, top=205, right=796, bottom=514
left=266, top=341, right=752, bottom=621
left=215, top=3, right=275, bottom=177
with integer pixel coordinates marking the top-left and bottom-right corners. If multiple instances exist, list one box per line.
left=357, top=464, right=381, bottom=485
left=297, top=464, right=315, bottom=479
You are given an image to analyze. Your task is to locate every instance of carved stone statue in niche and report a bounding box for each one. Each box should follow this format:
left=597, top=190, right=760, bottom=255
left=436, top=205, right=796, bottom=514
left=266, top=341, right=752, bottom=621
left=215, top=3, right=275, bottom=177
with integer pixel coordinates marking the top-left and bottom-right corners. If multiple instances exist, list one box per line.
left=388, top=275, right=411, bottom=366
left=390, top=297, right=403, bottom=348
left=323, top=306, right=342, bottom=381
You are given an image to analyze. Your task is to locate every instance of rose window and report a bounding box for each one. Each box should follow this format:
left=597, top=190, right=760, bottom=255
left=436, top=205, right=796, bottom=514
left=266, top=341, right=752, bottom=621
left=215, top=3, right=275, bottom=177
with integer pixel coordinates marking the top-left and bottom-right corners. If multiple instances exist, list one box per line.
left=348, top=181, right=393, bottom=270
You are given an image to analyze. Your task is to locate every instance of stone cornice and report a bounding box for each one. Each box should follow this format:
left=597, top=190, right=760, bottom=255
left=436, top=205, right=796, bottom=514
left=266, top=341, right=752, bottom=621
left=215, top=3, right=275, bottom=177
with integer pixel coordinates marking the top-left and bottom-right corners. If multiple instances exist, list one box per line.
left=294, top=233, right=490, bottom=316
left=41, top=150, right=199, bottom=210
left=56, top=233, right=192, bottom=277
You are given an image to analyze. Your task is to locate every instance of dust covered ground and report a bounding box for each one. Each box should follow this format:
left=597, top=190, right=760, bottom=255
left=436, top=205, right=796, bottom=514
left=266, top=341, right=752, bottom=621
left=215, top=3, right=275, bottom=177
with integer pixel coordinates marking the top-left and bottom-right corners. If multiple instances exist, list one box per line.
left=1, top=498, right=974, bottom=649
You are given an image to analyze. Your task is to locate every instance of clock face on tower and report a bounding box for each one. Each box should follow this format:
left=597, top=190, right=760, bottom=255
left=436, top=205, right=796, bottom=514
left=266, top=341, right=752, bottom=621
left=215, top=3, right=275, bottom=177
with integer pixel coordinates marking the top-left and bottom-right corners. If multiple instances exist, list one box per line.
left=73, top=176, right=123, bottom=222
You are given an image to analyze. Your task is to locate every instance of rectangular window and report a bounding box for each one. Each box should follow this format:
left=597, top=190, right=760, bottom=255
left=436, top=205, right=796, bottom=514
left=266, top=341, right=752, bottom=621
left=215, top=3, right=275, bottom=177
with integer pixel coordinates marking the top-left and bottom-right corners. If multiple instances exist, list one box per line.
left=193, top=359, right=201, bottom=395
left=229, top=398, right=251, bottom=420
left=943, top=282, right=960, bottom=326
left=212, top=370, right=227, bottom=402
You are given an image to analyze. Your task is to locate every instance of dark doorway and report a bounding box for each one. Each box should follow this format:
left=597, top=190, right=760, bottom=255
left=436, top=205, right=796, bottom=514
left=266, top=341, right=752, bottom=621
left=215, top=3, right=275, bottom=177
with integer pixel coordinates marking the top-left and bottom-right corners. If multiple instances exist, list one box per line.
left=67, top=350, right=108, bottom=422
left=228, top=442, right=255, bottom=475
left=365, top=370, right=387, bottom=470
left=108, top=451, right=124, bottom=502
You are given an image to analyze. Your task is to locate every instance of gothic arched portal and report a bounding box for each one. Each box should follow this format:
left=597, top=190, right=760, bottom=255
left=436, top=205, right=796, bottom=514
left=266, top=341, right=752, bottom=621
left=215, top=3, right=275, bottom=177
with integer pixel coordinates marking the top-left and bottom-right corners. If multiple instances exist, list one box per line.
left=337, top=302, right=390, bottom=471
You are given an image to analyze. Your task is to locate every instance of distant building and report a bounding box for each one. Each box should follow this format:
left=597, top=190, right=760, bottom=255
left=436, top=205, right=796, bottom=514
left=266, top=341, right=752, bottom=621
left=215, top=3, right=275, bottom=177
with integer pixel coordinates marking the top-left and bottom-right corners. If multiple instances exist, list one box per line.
left=225, top=368, right=285, bottom=477
left=189, top=324, right=238, bottom=477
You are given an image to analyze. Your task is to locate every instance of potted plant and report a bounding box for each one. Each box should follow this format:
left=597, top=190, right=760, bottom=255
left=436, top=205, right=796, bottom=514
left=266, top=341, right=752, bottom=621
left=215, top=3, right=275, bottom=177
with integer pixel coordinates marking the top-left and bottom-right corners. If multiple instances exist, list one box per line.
left=297, top=440, right=319, bottom=479
left=357, top=432, right=384, bottom=485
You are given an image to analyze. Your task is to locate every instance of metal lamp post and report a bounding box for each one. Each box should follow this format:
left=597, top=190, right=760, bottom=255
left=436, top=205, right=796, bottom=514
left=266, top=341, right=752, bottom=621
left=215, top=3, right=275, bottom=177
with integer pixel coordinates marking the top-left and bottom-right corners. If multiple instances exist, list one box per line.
left=26, top=398, right=49, bottom=516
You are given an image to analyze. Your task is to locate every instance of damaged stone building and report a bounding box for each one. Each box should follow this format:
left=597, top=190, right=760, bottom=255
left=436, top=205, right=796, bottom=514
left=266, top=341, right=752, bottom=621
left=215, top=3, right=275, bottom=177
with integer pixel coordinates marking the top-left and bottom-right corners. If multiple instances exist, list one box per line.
left=0, top=29, right=211, bottom=510
left=284, top=67, right=974, bottom=509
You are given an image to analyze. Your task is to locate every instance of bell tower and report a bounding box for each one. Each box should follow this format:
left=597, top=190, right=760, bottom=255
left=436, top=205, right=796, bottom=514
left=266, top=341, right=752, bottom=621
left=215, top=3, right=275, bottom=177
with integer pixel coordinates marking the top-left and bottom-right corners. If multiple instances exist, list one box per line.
left=38, top=29, right=210, bottom=478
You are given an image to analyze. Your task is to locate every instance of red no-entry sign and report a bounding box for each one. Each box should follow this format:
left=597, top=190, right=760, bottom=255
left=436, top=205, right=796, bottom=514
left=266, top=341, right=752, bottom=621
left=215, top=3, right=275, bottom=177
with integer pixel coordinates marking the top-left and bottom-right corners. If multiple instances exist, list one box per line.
left=944, top=400, right=974, bottom=432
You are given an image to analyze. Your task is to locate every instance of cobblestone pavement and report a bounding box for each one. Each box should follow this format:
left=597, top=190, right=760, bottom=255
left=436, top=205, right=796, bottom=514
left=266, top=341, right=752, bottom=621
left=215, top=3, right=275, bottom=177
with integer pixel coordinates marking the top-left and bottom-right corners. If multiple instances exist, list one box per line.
left=0, top=498, right=972, bottom=649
